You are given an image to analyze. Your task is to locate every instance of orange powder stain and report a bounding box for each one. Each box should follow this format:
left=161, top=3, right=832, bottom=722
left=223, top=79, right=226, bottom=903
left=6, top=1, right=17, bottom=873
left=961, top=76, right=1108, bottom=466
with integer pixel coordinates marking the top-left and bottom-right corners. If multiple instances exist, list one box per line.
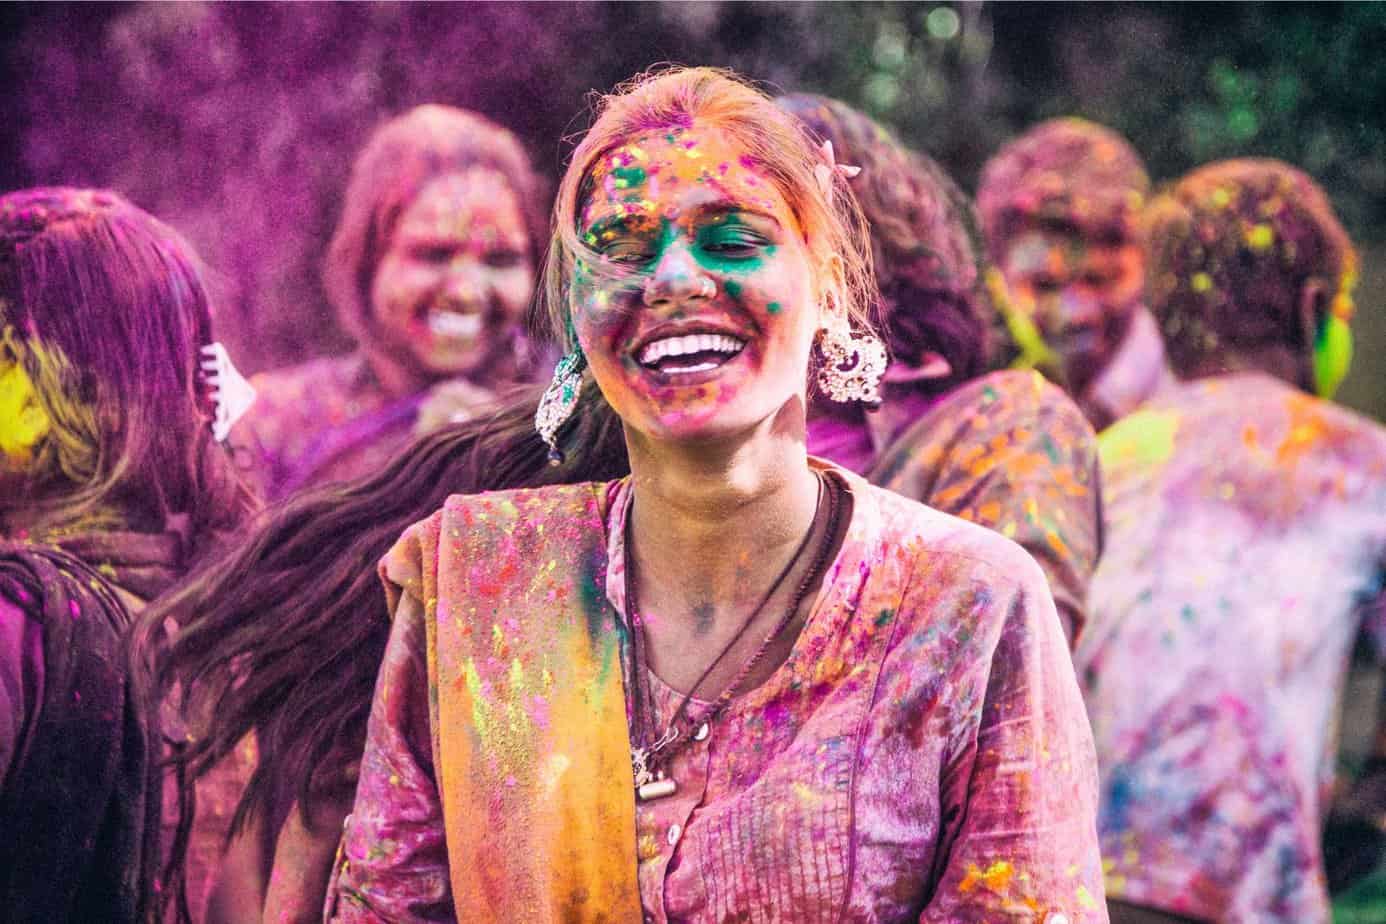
left=958, top=860, right=1015, bottom=895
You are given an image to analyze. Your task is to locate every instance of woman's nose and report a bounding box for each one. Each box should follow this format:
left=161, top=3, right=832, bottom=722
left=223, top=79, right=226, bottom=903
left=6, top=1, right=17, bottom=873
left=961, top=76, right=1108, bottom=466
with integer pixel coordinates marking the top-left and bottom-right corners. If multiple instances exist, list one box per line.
left=642, top=243, right=712, bottom=309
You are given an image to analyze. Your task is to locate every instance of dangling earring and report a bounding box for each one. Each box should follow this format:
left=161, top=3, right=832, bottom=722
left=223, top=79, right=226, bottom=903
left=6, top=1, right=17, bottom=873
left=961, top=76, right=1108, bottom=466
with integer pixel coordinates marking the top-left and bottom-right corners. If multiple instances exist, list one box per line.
left=815, top=325, right=887, bottom=409
left=535, top=350, right=586, bottom=465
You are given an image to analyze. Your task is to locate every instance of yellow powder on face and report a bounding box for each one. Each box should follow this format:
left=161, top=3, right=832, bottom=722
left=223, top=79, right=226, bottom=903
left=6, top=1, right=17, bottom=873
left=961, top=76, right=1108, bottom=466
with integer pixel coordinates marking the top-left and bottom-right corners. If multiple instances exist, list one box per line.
left=0, top=335, right=52, bottom=464
left=6, top=333, right=100, bottom=485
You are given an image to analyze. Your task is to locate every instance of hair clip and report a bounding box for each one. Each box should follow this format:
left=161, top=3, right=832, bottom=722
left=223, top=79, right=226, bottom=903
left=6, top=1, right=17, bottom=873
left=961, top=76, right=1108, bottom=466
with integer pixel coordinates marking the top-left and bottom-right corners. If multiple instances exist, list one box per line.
left=814, top=140, right=862, bottom=204
left=200, top=342, right=256, bottom=442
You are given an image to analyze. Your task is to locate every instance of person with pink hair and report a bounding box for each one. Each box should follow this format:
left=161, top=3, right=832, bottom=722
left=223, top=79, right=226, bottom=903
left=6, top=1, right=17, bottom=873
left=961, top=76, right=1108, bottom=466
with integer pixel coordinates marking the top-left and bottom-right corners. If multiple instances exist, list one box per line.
left=978, top=117, right=1171, bottom=430
left=780, top=93, right=1102, bottom=647
left=0, top=187, right=253, bottom=922
left=1077, top=159, right=1384, bottom=923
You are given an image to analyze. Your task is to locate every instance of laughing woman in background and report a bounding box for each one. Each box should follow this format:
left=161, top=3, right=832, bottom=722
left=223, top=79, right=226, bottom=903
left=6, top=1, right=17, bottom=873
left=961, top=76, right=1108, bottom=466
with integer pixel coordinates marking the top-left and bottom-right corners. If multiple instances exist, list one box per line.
left=235, top=104, right=549, bottom=499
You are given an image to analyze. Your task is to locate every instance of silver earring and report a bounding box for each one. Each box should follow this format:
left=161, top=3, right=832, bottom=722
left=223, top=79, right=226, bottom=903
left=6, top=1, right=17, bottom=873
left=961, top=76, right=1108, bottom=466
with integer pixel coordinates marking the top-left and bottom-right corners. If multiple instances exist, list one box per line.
left=815, top=326, right=887, bottom=408
left=535, top=350, right=586, bottom=465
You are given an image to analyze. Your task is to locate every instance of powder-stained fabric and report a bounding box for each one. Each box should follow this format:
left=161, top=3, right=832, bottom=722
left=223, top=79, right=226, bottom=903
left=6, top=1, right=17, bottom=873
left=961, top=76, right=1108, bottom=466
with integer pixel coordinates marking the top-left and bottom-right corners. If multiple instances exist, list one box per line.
left=0, top=536, right=171, bottom=923
left=330, top=464, right=1106, bottom=922
left=233, top=354, right=422, bottom=500
left=1077, top=373, right=1386, bottom=923
left=814, top=368, right=1103, bottom=646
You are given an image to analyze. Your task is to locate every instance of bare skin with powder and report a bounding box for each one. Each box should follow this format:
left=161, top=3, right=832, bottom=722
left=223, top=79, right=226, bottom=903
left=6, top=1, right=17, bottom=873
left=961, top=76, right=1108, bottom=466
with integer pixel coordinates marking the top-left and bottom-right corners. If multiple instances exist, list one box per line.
left=1000, top=224, right=1144, bottom=397
left=368, top=166, right=535, bottom=395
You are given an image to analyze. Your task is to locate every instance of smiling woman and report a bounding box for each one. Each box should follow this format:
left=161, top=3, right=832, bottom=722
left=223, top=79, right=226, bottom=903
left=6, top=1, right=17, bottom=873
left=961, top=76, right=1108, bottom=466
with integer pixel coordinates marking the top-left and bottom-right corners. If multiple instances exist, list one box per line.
left=232, top=104, right=549, bottom=499
left=330, top=67, right=1106, bottom=924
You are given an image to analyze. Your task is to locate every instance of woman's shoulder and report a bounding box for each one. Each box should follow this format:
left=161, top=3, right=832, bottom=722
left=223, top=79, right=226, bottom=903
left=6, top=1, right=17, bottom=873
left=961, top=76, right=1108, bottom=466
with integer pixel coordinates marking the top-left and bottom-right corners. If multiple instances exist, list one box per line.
left=395, top=480, right=618, bottom=550
left=936, top=368, right=1089, bottom=430
left=848, top=471, right=1048, bottom=593
left=380, top=481, right=620, bottom=602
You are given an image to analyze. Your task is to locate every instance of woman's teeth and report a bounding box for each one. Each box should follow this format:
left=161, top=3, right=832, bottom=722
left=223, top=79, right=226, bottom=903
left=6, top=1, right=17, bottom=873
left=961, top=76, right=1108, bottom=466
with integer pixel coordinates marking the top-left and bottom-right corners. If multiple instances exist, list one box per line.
left=638, top=333, right=745, bottom=373
left=427, top=310, right=482, bottom=339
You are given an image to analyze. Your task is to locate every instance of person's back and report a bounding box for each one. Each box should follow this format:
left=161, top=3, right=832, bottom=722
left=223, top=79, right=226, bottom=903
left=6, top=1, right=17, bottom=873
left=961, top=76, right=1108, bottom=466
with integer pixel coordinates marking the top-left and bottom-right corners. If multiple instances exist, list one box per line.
left=1079, top=373, right=1386, bottom=921
left=0, top=187, right=252, bottom=922
left=1078, top=158, right=1376, bottom=923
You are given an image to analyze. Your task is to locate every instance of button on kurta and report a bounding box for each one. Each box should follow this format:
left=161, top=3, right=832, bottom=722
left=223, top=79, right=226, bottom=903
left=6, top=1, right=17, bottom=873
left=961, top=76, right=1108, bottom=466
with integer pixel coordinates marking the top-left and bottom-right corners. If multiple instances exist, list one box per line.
left=693, top=722, right=709, bottom=741
left=666, top=824, right=681, bottom=845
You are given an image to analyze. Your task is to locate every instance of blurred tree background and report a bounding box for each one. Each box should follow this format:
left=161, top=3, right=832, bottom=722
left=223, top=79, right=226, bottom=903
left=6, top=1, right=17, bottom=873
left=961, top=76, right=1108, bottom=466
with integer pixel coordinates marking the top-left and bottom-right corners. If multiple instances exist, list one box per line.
left=1, top=1, right=1382, bottom=416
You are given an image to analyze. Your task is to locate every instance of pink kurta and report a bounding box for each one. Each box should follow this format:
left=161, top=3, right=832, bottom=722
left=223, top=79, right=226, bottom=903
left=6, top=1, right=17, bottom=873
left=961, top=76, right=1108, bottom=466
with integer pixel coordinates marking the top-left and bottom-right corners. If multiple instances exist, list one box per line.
left=1077, top=373, right=1386, bottom=922
left=333, top=466, right=1106, bottom=922
left=233, top=354, right=422, bottom=500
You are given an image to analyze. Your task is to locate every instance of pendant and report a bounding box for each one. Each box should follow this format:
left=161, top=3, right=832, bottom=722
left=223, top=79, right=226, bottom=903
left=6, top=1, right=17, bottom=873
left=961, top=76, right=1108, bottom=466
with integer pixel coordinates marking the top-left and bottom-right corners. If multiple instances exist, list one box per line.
left=637, top=777, right=678, bottom=801
left=632, top=747, right=678, bottom=801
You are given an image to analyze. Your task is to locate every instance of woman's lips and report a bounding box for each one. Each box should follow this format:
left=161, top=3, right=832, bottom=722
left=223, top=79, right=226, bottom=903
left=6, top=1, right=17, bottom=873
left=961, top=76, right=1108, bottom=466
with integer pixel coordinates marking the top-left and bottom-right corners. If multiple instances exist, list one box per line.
left=637, top=332, right=746, bottom=374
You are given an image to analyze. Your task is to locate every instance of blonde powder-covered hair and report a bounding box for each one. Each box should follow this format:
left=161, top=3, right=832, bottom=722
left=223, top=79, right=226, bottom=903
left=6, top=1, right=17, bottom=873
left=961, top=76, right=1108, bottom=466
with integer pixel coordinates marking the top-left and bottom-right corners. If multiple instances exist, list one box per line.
left=538, top=66, right=879, bottom=351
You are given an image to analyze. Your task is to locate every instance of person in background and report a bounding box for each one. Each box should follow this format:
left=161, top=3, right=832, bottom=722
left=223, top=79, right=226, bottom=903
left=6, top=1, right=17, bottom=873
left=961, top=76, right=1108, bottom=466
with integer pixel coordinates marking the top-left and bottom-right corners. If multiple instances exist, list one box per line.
left=780, top=94, right=1102, bottom=646
left=977, top=117, right=1171, bottom=430
left=331, top=65, right=1104, bottom=924
left=1076, top=158, right=1384, bottom=923
left=0, top=187, right=253, bottom=922
left=234, top=104, right=549, bottom=499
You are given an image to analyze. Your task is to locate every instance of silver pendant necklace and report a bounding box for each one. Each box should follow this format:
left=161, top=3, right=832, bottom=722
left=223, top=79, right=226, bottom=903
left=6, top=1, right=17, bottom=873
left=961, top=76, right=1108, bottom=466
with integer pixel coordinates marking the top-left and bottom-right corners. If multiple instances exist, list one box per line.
left=623, top=472, right=839, bottom=803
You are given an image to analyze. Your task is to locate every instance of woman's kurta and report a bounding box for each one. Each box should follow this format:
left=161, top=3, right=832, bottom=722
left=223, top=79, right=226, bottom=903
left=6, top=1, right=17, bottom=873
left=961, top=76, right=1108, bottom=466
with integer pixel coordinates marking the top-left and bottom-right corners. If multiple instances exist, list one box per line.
left=331, top=466, right=1106, bottom=923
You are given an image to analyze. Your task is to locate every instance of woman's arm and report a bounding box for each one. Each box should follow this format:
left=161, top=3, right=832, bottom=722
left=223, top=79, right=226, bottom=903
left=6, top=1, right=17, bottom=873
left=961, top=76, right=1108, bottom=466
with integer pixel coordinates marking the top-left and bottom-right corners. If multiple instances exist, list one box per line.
left=328, top=592, right=453, bottom=923
left=921, top=554, right=1107, bottom=923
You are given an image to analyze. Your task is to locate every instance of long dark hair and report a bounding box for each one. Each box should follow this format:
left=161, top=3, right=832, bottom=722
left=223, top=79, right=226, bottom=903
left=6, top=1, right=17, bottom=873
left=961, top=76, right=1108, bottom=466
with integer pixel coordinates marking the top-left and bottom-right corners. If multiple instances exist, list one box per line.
left=0, top=187, right=253, bottom=548
left=133, top=380, right=627, bottom=914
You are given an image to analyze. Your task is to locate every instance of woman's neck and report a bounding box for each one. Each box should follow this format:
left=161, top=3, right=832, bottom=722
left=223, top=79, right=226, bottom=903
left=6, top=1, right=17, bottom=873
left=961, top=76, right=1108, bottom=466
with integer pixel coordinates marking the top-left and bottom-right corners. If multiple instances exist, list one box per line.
left=624, top=410, right=822, bottom=619
left=1181, top=346, right=1309, bottom=391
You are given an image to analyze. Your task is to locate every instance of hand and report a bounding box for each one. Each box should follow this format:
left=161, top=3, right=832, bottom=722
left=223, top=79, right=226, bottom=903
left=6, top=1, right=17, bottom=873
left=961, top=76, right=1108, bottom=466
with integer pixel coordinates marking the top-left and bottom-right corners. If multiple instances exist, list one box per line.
left=414, top=378, right=497, bottom=436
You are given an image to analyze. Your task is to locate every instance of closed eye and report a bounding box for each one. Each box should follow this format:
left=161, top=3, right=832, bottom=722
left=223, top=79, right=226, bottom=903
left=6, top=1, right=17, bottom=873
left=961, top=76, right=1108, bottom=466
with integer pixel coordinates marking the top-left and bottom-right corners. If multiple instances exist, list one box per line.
left=699, top=227, right=770, bottom=258
left=412, top=245, right=456, bottom=264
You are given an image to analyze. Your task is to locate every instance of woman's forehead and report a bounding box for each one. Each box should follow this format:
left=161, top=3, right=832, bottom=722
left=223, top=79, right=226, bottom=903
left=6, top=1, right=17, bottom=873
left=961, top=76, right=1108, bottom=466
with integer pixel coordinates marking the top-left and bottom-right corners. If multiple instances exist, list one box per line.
left=579, top=124, right=799, bottom=235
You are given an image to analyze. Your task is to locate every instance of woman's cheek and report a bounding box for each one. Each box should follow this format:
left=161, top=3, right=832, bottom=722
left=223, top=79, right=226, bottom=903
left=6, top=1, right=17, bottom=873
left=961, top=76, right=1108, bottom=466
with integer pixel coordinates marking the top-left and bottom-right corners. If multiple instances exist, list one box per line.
left=495, top=268, right=536, bottom=320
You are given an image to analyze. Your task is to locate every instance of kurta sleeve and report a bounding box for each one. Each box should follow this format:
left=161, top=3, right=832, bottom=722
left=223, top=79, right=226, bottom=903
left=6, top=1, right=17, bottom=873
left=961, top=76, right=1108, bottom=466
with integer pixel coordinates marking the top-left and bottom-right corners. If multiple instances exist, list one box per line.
left=329, top=590, right=453, bottom=923
left=919, top=552, right=1106, bottom=923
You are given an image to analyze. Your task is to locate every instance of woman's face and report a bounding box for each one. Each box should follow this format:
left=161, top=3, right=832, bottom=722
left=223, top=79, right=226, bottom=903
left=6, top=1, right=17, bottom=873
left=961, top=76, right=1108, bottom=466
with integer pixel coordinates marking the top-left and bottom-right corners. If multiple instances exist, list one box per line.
left=369, top=167, right=534, bottom=384
left=572, top=123, right=822, bottom=444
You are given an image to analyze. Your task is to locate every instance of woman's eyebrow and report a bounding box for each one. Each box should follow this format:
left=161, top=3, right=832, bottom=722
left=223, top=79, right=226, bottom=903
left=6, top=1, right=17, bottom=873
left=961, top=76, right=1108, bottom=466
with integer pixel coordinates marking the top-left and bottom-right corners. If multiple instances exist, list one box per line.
left=582, top=212, right=667, bottom=242
left=689, top=200, right=783, bottom=229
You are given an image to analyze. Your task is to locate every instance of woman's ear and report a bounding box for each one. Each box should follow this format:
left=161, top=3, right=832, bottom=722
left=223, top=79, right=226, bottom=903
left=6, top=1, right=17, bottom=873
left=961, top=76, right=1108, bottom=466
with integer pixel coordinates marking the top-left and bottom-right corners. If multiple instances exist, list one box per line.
left=816, top=253, right=850, bottom=329
left=1302, top=277, right=1354, bottom=399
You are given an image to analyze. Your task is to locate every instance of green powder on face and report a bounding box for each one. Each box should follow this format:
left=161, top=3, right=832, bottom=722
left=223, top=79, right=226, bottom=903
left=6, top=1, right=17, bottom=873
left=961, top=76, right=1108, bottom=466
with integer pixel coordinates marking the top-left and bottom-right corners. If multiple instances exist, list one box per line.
left=724, top=280, right=742, bottom=298
left=767, top=302, right=781, bottom=314
left=611, top=165, right=647, bottom=190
